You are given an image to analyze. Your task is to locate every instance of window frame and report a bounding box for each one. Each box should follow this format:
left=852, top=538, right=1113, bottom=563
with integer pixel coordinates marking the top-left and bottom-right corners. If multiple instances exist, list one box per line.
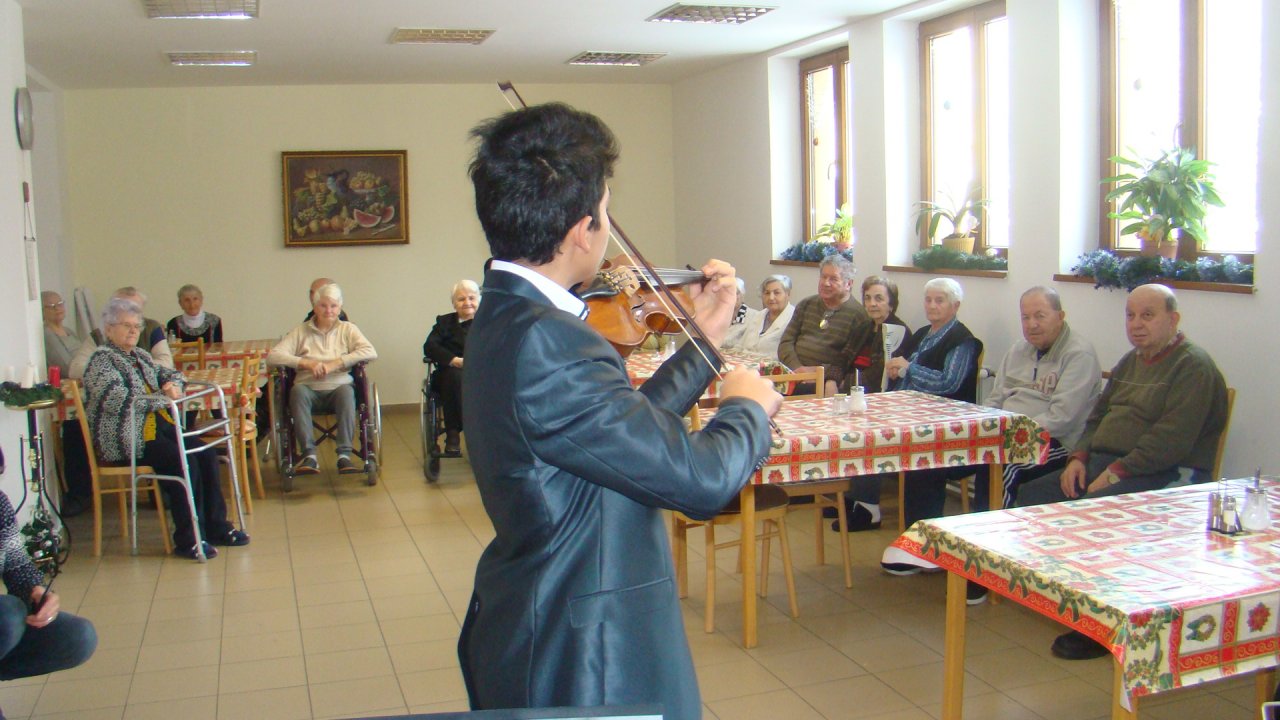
left=799, top=46, right=850, bottom=245
left=918, top=0, right=1006, bottom=255
left=1098, top=0, right=1255, bottom=262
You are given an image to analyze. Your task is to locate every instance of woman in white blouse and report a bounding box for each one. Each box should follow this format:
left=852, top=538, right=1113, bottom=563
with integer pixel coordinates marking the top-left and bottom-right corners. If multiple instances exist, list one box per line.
left=724, top=275, right=794, bottom=359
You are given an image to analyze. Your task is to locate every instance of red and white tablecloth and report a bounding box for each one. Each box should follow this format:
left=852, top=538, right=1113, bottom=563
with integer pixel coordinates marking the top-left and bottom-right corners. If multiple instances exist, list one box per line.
left=178, top=339, right=274, bottom=372
left=624, top=348, right=786, bottom=398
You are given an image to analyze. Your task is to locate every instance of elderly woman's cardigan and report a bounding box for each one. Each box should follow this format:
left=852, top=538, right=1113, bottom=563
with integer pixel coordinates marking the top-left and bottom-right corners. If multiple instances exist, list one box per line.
left=83, top=343, right=185, bottom=462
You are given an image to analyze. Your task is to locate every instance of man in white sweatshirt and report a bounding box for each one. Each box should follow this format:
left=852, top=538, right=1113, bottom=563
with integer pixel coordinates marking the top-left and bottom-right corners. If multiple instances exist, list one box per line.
left=267, top=283, right=377, bottom=474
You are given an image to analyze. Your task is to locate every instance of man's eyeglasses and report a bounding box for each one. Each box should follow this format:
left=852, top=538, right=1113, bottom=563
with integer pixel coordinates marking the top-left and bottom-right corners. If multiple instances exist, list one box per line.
left=43, top=301, right=65, bottom=308
left=111, top=322, right=144, bottom=332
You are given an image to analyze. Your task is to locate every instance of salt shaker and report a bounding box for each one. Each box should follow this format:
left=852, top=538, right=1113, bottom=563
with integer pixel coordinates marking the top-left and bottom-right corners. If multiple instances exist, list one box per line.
left=1243, top=469, right=1271, bottom=532
left=830, top=393, right=849, bottom=415
left=848, top=385, right=868, bottom=413
left=1222, top=497, right=1244, bottom=534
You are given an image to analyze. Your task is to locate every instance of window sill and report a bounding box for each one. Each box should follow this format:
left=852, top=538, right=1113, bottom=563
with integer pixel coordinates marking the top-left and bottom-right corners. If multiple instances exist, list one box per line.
left=770, top=259, right=821, bottom=268
left=883, top=265, right=1008, bottom=280
left=1053, top=274, right=1255, bottom=295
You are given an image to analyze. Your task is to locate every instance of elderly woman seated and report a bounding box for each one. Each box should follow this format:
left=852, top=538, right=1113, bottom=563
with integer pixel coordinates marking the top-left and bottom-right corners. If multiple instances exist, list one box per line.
left=267, top=282, right=377, bottom=475
left=881, top=277, right=984, bottom=577
left=166, top=284, right=223, bottom=344
left=83, top=297, right=249, bottom=560
left=423, top=279, right=479, bottom=456
left=723, top=275, right=795, bottom=359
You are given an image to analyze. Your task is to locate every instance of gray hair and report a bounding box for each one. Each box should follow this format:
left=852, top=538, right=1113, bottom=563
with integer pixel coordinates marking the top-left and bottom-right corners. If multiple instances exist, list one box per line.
left=1021, top=285, right=1062, bottom=311
left=924, top=277, right=964, bottom=304
left=114, top=286, right=146, bottom=304
left=761, top=274, right=792, bottom=294
left=314, top=282, right=343, bottom=305
left=1132, top=283, right=1177, bottom=311
left=177, top=284, right=203, bottom=300
left=451, top=279, right=480, bottom=297
left=818, top=254, right=856, bottom=283
left=102, top=297, right=142, bottom=327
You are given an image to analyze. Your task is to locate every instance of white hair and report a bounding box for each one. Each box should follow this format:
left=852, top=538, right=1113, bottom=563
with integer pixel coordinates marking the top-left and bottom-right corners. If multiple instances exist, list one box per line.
left=761, top=274, right=792, bottom=294
left=451, top=279, right=480, bottom=297
left=102, top=297, right=142, bottom=327
left=314, top=282, right=343, bottom=305
left=924, top=277, right=963, bottom=304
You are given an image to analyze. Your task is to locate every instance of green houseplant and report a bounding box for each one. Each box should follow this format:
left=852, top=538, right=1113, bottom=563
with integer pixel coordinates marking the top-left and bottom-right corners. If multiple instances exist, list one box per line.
left=814, top=203, right=854, bottom=251
left=1103, top=146, right=1223, bottom=260
left=914, top=186, right=988, bottom=254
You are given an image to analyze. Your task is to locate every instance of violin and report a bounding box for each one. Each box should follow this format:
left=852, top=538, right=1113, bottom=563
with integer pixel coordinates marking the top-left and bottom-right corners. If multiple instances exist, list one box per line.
left=576, top=256, right=707, bottom=358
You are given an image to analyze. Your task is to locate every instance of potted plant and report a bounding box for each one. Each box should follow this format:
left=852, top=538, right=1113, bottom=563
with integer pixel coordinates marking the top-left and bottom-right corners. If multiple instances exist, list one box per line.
left=1103, top=146, right=1223, bottom=260
left=814, top=203, right=854, bottom=252
left=914, top=185, right=988, bottom=254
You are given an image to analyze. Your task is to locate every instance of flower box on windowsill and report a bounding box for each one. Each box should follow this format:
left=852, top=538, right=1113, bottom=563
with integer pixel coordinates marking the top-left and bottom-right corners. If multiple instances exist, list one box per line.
left=1065, top=250, right=1254, bottom=293
left=776, top=241, right=853, bottom=264
left=910, top=245, right=1008, bottom=273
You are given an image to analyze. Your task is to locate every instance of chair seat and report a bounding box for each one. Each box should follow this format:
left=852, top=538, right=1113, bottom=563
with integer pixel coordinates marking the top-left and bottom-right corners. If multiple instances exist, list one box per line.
left=717, top=484, right=790, bottom=515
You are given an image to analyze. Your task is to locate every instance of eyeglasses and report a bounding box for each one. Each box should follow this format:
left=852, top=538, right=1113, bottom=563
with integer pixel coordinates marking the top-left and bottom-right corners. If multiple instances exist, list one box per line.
left=43, top=301, right=65, bottom=308
left=111, top=322, right=144, bottom=332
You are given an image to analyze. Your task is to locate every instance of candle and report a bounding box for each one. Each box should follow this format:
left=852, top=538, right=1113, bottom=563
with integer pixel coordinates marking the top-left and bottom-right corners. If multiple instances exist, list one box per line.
left=48, top=365, right=61, bottom=388
left=20, top=364, right=35, bottom=388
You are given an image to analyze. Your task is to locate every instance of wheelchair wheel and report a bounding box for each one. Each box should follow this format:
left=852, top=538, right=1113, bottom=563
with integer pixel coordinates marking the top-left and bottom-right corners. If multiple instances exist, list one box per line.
left=271, top=371, right=296, bottom=493
left=421, top=381, right=441, bottom=482
left=363, top=382, right=381, bottom=487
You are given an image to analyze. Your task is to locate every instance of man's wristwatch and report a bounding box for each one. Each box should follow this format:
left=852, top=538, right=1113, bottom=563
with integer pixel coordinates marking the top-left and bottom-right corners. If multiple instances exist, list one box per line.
left=1105, top=470, right=1121, bottom=485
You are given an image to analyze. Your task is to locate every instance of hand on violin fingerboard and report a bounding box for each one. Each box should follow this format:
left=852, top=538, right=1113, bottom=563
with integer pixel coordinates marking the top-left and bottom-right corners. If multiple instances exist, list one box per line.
left=687, top=259, right=738, bottom=346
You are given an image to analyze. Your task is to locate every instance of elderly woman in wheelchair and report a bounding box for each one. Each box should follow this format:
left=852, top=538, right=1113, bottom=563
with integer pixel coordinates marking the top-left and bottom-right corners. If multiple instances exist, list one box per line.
left=267, top=282, right=377, bottom=476
left=423, top=279, right=478, bottom=458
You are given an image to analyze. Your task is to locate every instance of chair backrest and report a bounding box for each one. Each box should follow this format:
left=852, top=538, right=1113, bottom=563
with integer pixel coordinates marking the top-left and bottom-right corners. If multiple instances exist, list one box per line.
left=1211, top=386, right=1236, bottom=480
left=63, top=379, right=103, bottom=477
left=172, top=338, right=206, bottom=369
left=236, top=355, right=264, bottom=440
left=775, top=367, right=826, bottom=400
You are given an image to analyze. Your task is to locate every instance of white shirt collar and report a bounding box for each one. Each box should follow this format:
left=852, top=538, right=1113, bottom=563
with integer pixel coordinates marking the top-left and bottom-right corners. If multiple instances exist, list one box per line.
left=489, top=260, right=589, bottom=319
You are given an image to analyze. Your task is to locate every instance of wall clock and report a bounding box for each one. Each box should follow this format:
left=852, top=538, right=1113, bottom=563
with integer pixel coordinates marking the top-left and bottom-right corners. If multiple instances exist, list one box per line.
left=14, top=87, right=33, bottom=150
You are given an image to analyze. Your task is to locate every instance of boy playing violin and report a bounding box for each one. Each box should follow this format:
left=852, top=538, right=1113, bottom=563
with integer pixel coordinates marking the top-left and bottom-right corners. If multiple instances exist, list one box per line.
left=457, top=102, right=782, bottom=719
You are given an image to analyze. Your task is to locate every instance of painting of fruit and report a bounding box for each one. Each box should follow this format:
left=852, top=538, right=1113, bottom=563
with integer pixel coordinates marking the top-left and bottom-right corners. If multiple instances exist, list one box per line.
left=282, top=150, right=409, bottom=247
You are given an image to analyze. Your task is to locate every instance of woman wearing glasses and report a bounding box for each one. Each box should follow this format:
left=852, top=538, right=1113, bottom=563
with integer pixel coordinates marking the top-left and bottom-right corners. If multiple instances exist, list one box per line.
left=40, top=291, right=81, bottom=376
left=82, top=297, right=249, bottom=560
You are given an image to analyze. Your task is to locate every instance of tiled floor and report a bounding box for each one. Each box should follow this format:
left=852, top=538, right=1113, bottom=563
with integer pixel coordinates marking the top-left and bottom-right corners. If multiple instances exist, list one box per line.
left=2, top=407, right=1259, bottom=719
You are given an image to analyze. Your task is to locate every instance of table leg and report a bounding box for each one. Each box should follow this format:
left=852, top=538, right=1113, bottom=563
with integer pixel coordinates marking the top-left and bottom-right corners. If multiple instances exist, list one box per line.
left=1112, top=659, right=1137, bottom=720
left=1257, top=668, right=1276, bottom=710
left=989, top=464, right=1003, bottom=511
left=941, top=571, right=967, bottom=720
left=740, top=483, right=757, bottom=649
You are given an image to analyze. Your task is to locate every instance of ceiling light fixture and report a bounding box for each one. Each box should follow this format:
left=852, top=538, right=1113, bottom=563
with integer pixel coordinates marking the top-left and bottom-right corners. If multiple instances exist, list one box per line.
left=646, top=3, right=776, bottom=24
left=390, top=28, right=495, bottom=45
left=567, top=51, right=666, bottom=67
left=143, top=0, right=258, bottom=19
left=167, top=51, right=256, bottom=66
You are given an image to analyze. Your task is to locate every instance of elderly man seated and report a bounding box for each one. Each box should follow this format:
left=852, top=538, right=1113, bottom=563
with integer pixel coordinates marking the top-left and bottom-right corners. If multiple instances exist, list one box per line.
left=69, top=286, right=173, bottom=379
left=1016, top=283, right=1228, bottom=659
left=776, top=255, right=874, bottom=396
left=268, top=282, right=377, bottom=475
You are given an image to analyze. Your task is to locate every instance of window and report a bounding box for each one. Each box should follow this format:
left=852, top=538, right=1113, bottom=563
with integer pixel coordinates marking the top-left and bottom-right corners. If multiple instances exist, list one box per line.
left=919, top=1, right=1008, bottom=253
left=800, top=47, right=849, bottom=244
left=1102, top=0, right=1261, bottom=257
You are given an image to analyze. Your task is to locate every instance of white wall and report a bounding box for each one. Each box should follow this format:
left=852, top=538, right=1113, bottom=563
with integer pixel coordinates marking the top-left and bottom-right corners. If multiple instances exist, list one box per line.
left=1, top=0, right=45, bottom=517
left=51, top=83, right=675, bottom=406
left=673, top=0, right=1279, bottom=479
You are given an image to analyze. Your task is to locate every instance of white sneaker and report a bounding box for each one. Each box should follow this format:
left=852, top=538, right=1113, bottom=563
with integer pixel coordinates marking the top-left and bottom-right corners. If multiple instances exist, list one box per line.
left=880, top=545, right=941, bottom=575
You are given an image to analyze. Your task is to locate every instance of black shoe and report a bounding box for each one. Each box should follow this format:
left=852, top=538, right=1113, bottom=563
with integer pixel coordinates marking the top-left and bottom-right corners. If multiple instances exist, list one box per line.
left=1050, top=630, right=1109, bottom=660
left=966, top=580, right=988, bottom=606
left=444, top=431, right=462, bottom=457
left=59, top=494, right=91, bottom=518
left=829, top=503, right=882, bottom=532
left=210, top=529, right=251, bottom=547
left=337, top=454, right=362, bottom=474
left=175, top=541, right=218, bottom=560
left=293, top=455, right=319, bottom=475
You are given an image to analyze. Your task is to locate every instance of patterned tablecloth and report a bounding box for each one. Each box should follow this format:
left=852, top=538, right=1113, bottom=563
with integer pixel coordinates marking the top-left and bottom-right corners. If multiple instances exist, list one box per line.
left=706, top=390, right=1048, bottom=485
left=624, top=348, right=784, bottom=397
left=178, top=339, right=274, bottom=372
left=893, top=479, right=1280, bottom=709
left=184, top=367, right=243, bottom=409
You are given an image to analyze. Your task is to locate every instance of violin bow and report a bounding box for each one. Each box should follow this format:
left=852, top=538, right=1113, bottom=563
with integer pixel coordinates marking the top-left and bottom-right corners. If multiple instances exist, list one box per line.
left=496, top=82, right=727, bottom=377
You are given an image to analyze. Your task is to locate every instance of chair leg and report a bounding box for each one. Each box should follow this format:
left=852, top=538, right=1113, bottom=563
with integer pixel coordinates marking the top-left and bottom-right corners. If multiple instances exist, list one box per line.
left=672, top=514, right=689, bottom=599
left=777, top=516, right=799, bottom=619
left=236, top=443, right=254, bottom=515
left=813, top=496, right=826, bottom=566
left=898, top=471, right=907, bottom=532
left=959, top=475, right=970, bottom=513
left=704, top=523, right=716, bottom=634
left=834, top=491, right=852, bottom=589
left=92, top=492, right=103, bottom=557
left=249, top=435, right=266, bottom=499
left=759, top=519, right=772, bottom=599
left=116, top=493, right=129, bottom=539
left=153, top=485, right=172, bottom=554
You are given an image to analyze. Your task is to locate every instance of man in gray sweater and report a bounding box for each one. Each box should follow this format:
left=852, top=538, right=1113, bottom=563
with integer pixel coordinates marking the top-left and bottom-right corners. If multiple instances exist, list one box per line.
left=1018, top=283, right=1228, bottom=659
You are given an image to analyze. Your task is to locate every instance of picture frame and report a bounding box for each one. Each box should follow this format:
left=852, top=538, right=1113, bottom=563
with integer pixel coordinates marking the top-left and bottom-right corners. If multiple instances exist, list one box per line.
left=282, top=150, right=409, bottom=247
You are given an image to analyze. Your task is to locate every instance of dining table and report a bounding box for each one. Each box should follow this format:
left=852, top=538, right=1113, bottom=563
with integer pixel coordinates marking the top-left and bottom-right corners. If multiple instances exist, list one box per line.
left=625, top=347, right=788, bottom=399
left=177, top=339, right=275, bottom=372
left=694, top=390, right=1049, bottom=647
left=892, top=478, right=1280, bottom=719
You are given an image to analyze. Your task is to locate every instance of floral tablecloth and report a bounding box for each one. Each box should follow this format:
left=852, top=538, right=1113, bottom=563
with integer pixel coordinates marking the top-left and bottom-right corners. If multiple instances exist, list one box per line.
left=625, top=348, right=786, bottom=397
left=704, top=390, right=1048, bottom=485
left=893, top=479, right=1280, bottom=708
left=178, top=339, right=274, bottom=372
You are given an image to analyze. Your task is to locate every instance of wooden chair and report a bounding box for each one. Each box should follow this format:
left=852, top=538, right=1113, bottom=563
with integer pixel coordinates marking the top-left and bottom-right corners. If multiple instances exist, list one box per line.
left=64, top=380, right=172, bottom=557
left=171, top=338, right=206, bottom=370
left=1211, top=387, right=1236, bottom=480
left=201, top=358, right=267, bottom=513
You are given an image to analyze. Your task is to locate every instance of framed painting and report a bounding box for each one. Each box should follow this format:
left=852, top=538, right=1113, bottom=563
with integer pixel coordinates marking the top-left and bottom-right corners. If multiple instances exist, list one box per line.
left=282, top=150, right=408, bottom=247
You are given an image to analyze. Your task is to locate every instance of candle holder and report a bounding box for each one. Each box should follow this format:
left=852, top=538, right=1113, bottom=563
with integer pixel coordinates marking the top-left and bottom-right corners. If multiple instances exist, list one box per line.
left=3, top=390, right=68, bottom=578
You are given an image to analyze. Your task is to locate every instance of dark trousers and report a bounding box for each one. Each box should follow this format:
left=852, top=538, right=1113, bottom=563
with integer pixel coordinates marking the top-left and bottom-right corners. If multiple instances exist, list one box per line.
left=140, top=417, right=232, bottom=549
left=437, top=366, right=464, bottom=433
left=901, top=465, right=979, bottom=528
left=60, top=421, right=92, bottom=501
left=0, top=595, right=96, bottom=680
left=1016, top=452, right=1196, bottom=507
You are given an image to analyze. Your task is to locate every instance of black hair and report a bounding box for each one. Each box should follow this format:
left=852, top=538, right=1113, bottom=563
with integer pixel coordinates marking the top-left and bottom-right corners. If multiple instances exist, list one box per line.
left=468, top=103, right=619, bottom=266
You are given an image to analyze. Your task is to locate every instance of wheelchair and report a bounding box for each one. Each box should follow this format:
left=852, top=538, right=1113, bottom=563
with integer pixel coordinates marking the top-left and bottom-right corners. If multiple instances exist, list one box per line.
left=270, top=362, right=381, bottom=491
left=420, top=357, right=459, bottom=482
